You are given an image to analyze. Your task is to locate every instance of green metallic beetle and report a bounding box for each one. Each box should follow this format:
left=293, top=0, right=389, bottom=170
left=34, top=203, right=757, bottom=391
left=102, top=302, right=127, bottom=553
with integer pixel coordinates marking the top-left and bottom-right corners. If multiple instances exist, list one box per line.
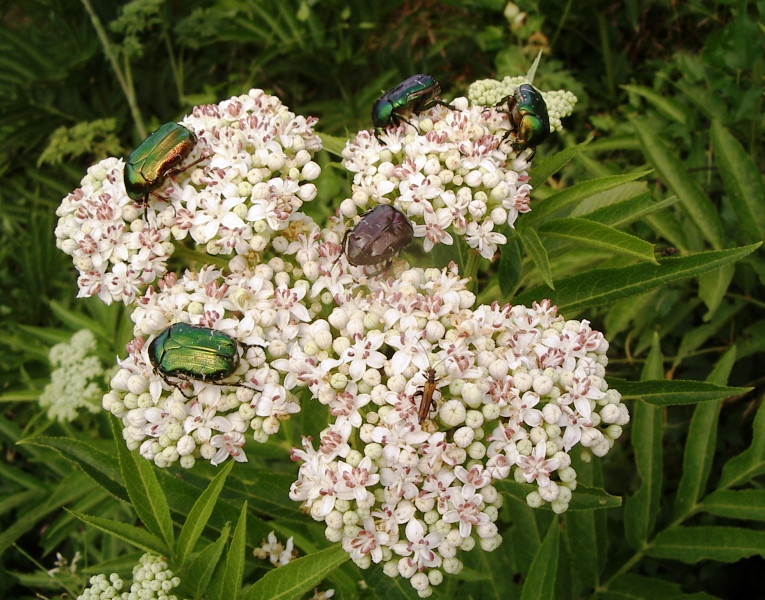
left=372, top=74, right=453, bottom=140
left=496, top=84, right=550, bottom=159
left=123, top=122, right=200, bottom=220
left=148, top=323, right=257, bottom=393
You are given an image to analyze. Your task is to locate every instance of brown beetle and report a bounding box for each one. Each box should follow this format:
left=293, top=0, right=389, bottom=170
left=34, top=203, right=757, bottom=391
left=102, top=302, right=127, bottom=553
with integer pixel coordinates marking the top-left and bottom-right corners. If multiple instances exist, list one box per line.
left=336, top=204, right=414, bottom=272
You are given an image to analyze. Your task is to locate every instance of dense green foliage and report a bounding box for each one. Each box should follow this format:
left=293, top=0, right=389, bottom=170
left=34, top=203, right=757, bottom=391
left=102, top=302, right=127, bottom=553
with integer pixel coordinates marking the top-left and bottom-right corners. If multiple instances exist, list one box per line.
left=1, top=1, right=763, bottom=598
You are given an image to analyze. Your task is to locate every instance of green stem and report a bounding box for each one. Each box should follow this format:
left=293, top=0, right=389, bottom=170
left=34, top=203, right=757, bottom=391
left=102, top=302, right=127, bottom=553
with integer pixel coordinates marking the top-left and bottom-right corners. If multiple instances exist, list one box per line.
left=80, top=0, right=146, bottom=138
left=549, top=0, right=573, bottom=52
left=597, top=13, right=615, bottom=101
left=163, top=31, right=184, bottom=102
left=463, top=248, right=481, bottom=293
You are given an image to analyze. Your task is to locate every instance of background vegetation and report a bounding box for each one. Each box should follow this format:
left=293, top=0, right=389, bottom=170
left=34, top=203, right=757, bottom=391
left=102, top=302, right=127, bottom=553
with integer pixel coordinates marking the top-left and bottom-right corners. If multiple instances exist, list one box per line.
left=0, top=0, right=763, bottom=598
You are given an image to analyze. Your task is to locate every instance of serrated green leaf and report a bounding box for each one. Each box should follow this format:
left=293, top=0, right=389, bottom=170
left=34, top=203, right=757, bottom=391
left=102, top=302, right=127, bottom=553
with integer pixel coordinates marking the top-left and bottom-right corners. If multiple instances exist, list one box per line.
left=539, top=218, right=657, bottom=263
left=22, top=436, right=126, bottom=502
left=524, top=170, right=651, bottom=225
left=519, top=227, right=554, bottom=289
left=647, top=526, right=765, bottom=562
left=622, top=84, right=689, bottom=124
left=718, top=401, right=765, bottom=489
left=631, top=117, right=724, bottom=249
left=511, top=244, right=760, bottom=310
left=700, top=489, right=765, bottom=521
left=219, top=501, right=247, bottom=600
left=711, top=120, right=765, bottom=243
left=604, top=573, right=719, bottom=599
left=624, top=335, right=664, bottom=551
left=520, top=518, right=560, bottom=600
left=182, top=523, right=231, bottom=600
left=497, top=481, right=621, bottom=510
left=242, top=544, right=349, bottom=600
left=112, top=417, right=173, bottom=547
left=674, top=347, right=735, bottom=519
left=317, top=131, right=346, bottom=157
left=610, top=378, right=750, bottom=406
left=529, top=139, right=590, bottom=188
left=177, top=460, right=234, bottom=564
left=68, top=509, right=167, bottom=554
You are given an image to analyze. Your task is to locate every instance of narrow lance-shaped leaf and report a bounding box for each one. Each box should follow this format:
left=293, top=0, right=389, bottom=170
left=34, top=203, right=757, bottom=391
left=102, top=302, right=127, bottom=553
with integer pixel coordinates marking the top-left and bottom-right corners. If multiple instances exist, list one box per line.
left=519, top=228, right=554, bottom=289
left=218, top=501, right=248, bottom=600
left=631, top=116, right=724, bottom=249
left=711, top=119, right=765, bottom=244
left=511, top=244, right=760, bottom=310
left=112, top=416, right=174, bottom=548
left=718, top=400, right=765, bottom=489
left=700, top=489, right=765, bottom=521
left=523, top=170, right=652, bottom=225
left=647, top=526, right=765, bottom=563
left=520, top=518, right=560, bottom=600
left=608, top=377, right=750, bottom=406
left=538, top=218, right=657, bottom=263
left=177, top=460, right=234, bottom=564
left=68, top=509, right=167, bottom=555
left=182, top=523, right=231, bottom=600
left=674, top=347, right=735, bottom=518
left=623, top=333, right=664, bottom=550
left=529, top=139, right=590, bottom=188
left=242, top=544, right=349, bottom=600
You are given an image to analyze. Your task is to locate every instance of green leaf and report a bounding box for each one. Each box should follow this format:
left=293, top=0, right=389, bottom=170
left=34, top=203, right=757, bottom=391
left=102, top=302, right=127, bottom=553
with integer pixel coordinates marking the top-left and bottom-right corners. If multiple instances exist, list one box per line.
left=631, top=117, right=724, bottom=249
left=524, top=170, right=652, bottom=225
left=365, top=562, right=422, bottom=600
left=219, top=501, right=247, bottom=600
left=499, top=237, right=523, bottom=296
left=317, top=131, right=347, bottom=157
left=68, top=509, right=167, bottom=554
left=672, top=302, right=742, bottom=370
left=710, top=119, right=765, bottom=243
left=622, top=84, right=689, bottom=124
left=647, top=526, right=765, bottom=562
left=623, top=335, right=664, bottom=551
left=697, top=264, right=735, bottom=319
left=182, top=523, right=231, bottom=600
left=520, top=518, right=560, bottom=600
left=718, top=400, right=765, bottom=489
left=578, top=192, right=678, bottom=228
left=112, top=417, right=174, bottom=548
left=242, top=544, right=349, bottom=600
left=529, top=139, right=590, bottom=188
left=177, top=460, right=234, bottom=564
left=674, top=347, right=735, bottom=518
left=604, top=573, right=719, bottom=599
left=497, top=481, right=621, bottom=510
left=608, top=378, right=750, bottom=406
left=22, top=436, right=126, bottom=502
left=519, top=227, right=554, bottom=289
left=700, top=489, right=765, bottom=521
left=511, top=244, right=760, bottom=310
left=539, top=218, right=657, bottom=263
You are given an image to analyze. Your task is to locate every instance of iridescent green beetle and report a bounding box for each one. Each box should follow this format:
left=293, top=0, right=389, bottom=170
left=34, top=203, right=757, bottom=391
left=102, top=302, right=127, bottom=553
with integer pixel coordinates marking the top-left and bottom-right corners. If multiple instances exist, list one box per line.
left=372, top=74, right=453, bottom=140
left=148, top=323, right=256, bottom=392
left=123, top=122, right=200, bottom=220
left=496, top=84, right=550, bottom=159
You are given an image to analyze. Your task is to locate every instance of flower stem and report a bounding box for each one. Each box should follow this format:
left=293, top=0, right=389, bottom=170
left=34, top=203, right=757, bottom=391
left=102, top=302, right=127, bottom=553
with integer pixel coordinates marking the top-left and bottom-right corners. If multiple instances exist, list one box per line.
left=80, top=0, right=146, bottom=138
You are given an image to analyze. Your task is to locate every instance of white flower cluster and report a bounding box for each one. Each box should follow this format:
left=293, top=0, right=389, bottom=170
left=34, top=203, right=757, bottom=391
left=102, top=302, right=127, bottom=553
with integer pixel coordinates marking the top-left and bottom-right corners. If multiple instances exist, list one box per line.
left=77, top=553, right=183, bottom=600
left=40, top=329, right=107, bottom=422
left=102, top=252, right=321, bottom=468
left=254, top=531, right=336, bottom=599
left=340, top=97, right=533, bottom=260
left=55, top=89, right=322, bottom=305
left=285, top=264, right=628, bottom=594
left=467, top=76, right=578, bottom=133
